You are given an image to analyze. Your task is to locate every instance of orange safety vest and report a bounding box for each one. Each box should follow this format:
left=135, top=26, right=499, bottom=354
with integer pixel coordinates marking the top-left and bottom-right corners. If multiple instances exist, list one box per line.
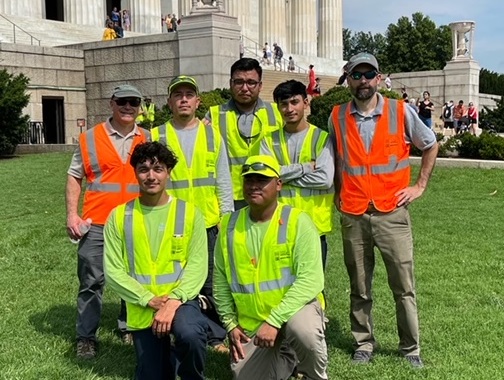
left=80, top=123, right=148, bottom=225
left=332, top=98, right=410, bottom=215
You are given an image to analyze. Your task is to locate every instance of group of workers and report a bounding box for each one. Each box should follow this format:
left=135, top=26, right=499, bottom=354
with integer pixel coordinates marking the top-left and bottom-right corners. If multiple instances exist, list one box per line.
left=65, top=53, right=438, bottom=379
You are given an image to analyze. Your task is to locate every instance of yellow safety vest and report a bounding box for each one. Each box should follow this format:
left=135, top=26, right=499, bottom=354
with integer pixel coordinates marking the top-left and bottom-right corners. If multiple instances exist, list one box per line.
left=263, top=124, right=334, bottom=234
left=209, top=102, right=282, bottom=200
left=136, top=103, right=155, bottom=124
left=114, top=197, right=195, bottom=330
left=219, top=204, right=324, bottom=333
left=151, top=121, right=220, bottom=228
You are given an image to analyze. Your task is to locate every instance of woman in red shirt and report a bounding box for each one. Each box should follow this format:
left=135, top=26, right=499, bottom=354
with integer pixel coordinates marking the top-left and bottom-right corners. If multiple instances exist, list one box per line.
left=468, top=102, right=478, bottom=135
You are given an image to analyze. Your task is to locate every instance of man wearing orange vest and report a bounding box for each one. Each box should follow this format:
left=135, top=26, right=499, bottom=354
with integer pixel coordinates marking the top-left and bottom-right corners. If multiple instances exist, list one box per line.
left=66, top=84, right=150, bottom=359
left=329, top=53, right=438, bottom=368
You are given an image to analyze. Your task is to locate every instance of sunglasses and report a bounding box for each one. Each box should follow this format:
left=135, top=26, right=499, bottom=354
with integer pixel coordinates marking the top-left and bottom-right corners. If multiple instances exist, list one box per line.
left=241, top=163, right=279, bottom=177
left=113, top=97, right=141, bottom=107
left=349, top=71, right=378, bottom=80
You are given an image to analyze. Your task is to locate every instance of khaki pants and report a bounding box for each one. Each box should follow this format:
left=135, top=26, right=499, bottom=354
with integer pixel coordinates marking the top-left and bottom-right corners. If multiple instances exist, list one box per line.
left=231, top=301, right=327, bottom=380
left=341, top=206, right=420, bottom=356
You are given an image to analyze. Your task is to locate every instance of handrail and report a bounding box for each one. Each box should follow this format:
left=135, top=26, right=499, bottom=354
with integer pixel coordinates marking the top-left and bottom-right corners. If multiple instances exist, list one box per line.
left=0, top=13, right=41, bottom=46
left=241, top=34, right=306, bottom=74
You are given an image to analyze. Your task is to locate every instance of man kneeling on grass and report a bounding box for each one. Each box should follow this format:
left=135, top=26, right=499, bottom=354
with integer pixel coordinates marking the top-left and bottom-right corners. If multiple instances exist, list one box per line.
left=104, top=141, right=208, bottom=380
left=213, top=155, right=328, bottom=380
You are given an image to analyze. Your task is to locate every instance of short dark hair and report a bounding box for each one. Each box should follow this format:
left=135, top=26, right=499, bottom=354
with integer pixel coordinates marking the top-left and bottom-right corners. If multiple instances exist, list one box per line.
left=273, top=80, right=307, bottom=103
left=130, top=142, right=178, bottom=170
left=230, top=58, right=262, bottom=80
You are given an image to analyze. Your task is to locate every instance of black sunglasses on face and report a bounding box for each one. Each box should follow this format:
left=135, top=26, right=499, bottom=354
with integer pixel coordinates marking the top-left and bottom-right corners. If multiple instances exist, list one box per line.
left=114, top=97, right=141, bottom=107
left=349, top=71, right=378, bottom=80
left=241, top=162, right=280, bottom=177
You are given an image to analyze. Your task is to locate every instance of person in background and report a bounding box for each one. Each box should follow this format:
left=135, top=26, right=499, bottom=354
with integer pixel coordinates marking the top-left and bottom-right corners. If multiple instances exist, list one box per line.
left=122, top=9, right=131, bottom=31
left=418, top=91, right=434, bottom=129
left=468, top=102, right=478, bottom=135
left=104, top=141, right=208, bottom=380
left=102, top=21, right=117, bottom=41
left=328, top=52, right=438, bottom=368
left=288, top=56, right=295, bottom=72
left=307, top=64, right=316, bottom=97
left=273, top=43, right=284, bottom=71
left=453, top=100, right=468, bottom=134
left=441, top=100, right=455, bottom=131
left=384, top=74, right=392, bottom=91
left=113, top=21, right=124, bottom=38
left=313, top=77, right=322, bottom=97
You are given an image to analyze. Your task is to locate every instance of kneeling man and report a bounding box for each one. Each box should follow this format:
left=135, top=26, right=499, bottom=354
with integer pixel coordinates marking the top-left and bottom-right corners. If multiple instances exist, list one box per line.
left=213, top=155, right=328, bottom=380
left=104, top=141, right=208, bottom=380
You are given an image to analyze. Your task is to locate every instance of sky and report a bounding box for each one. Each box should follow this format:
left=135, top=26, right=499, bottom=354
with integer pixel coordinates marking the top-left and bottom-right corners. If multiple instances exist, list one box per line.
left=342, top=0, right=504, bottom=73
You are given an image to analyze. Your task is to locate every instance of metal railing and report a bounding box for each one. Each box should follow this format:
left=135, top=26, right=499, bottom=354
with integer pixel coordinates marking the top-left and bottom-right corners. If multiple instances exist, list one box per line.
left=22, top=121, right=45, bottom=144
left=0, top=14, right=41, bottom=46
left=241, top=35, right=306, bottom=74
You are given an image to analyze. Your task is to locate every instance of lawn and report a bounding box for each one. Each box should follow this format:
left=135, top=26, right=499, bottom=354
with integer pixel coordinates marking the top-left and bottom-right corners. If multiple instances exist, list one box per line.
left=0, top=152, right=503, bottom=380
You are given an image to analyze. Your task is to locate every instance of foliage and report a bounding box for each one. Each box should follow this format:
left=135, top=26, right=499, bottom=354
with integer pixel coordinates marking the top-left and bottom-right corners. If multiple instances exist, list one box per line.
left=0, top=70, right=30, bottom=156
left=479, top=68, right=504, bottom=96
left=151, top=88, right=232, bottom=128
left=456, top=131, right=504, bottom=160
left=343, top=13, right=452, bottom=74
left=479, top=96, right=504, bottom=133
left=307, top=86, right=402, bottom=130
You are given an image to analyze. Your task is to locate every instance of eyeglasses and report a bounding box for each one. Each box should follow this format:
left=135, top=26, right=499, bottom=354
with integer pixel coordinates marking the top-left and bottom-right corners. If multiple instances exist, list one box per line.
left=231, top=79, right=261, bottom=88
left=348, top=71, right=378, bottom=80
left=241, top=163, right=280, bottom=177
left=113, top=97, right=141, bottom=107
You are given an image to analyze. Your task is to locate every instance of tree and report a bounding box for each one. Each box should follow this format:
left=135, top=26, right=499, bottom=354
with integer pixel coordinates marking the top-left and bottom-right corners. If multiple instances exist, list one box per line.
left=343, top=28, right=386, bottom=62
left=480, top=96, right=504, bottom=132
left=381, top=12, right=451, bottom=73
left=479, top=68, right=504, bottom=96
left=0, top=70, right=30, bottom=156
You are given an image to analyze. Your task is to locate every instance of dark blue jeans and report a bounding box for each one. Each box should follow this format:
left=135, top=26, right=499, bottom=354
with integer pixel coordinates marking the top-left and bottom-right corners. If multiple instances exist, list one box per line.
left=132, top=300, right=207, bottom=380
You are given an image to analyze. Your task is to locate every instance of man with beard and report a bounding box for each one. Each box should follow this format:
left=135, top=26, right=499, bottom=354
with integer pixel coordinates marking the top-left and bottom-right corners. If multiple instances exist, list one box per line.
left=328, top=53, right=438, bottom=368
left=205, top=58, right=283, bottom=210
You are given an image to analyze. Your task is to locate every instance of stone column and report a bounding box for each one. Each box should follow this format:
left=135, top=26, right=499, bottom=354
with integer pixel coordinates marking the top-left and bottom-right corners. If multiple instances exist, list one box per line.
left=259, top=0, right=286, bottom=51
left=226, top=0, right=259, bottom=54
left=290, top=0, right=317, bottom=56
left=179, top=0, right=192, bottom=17
left=130, top=0, right=162, bottom=33
left=318, top=0, right=343, bottom=60
left=0, top=0, right=44, bottom=19
left=64, top=0, right=105, bottom=28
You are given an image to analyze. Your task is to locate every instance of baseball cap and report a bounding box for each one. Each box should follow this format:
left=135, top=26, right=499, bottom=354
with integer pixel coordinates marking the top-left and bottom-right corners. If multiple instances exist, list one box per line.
left=346, top=52, right=379, bottom=73
left=111, top=84, right=142, bottom=99
left=168, top=75, right=199, bottom=97
left=241, top=155, right=280, bottom=178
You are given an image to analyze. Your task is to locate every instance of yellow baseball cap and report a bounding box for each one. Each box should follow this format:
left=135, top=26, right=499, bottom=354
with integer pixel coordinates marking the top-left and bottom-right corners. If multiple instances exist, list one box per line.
left=168, top=75, right=199, bottom=97
left=241, top=155, right=280, bottom=178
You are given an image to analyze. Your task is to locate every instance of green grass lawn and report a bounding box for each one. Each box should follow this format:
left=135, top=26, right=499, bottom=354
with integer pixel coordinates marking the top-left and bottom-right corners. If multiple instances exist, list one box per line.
left=0, top=152, right=503, bottom=380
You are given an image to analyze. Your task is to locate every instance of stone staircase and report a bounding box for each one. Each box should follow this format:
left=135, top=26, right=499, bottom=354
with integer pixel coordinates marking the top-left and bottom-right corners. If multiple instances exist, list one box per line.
left=0, top=13, right=144, bottom=47
left=261, top=69, right=339, bottom=102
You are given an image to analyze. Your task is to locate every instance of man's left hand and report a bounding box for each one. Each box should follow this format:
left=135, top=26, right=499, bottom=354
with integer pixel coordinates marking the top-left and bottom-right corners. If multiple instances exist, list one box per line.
left=151, top=299, right=182, bottom=338
left=395, top=184, right=425, bottom=207
left=253, top=322, right=279, bottom=348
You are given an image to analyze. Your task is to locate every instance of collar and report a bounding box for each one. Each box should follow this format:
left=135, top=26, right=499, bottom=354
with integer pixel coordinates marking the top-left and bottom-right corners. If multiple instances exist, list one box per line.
left=105, top=117, right=140, bottom=136
left=349, top=92, right=385, bottom=116
left=227, top=98, right=267, bottom=114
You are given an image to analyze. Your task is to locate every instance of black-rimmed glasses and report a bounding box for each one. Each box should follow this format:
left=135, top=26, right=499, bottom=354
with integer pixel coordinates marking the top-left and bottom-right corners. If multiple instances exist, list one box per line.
left=231, top=79, right=261, bottom=89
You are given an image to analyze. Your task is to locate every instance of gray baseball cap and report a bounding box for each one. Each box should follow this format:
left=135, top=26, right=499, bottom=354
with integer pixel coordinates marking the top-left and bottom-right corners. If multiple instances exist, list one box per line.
left=346, top=52, right=379, bottom=73
left=111, top=84, right=142, bottom=99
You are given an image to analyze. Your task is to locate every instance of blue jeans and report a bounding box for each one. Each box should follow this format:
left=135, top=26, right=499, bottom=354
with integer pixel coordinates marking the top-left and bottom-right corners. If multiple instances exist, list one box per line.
left=132, top=300, right=208, bottom=380
left=419, top=115, right=432, bottom=129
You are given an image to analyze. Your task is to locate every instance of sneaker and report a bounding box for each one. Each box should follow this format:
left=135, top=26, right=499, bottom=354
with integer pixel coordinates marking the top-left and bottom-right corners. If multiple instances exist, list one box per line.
left=212, top=343, right=230, bottom=354
left=76, top=339, right=97, bottom=359
left=352, top=350, right=372, bottom=364
left=121, top=332, right=133, bottom=345
left=405, top=355, right=424, bottom=368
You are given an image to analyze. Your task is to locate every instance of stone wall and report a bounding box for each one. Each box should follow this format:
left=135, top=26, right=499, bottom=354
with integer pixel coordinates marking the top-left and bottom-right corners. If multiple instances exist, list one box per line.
left=0, top=43, right=87, bottom=144
left=64, top=34, right=180, bottom=129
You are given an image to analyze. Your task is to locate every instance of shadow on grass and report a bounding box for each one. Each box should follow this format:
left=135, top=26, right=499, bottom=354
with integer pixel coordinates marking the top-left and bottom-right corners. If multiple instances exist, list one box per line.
left=324, top=314, right=355, bottom=355
left=29, top=302, right=233, bottom=379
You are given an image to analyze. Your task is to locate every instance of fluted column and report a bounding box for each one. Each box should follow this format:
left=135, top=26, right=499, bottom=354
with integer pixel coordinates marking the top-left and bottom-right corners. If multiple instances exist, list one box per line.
left=291, top=0, right=317, bottom=56
left=0, top=0, right=44, bottom=19
left=179, top=0, right=192, bottom=17
left=130, top=0, right=162, bottom=34
left=64, top=0, right=105, bottom=27
left=226, top=0, right=258, bottom=51
left=259, top=0, right=286, bottom=51
left=318, top=0, right=343, bottom=59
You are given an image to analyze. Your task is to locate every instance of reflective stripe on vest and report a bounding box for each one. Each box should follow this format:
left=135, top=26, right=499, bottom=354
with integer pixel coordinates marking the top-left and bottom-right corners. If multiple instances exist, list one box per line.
left=337, top=101, right=408, bottom=176
left=85, top=130, right=121, bottom=192
left=123, top=199, right=185, bottom=285
left=226, top=206, right=296, bottom=294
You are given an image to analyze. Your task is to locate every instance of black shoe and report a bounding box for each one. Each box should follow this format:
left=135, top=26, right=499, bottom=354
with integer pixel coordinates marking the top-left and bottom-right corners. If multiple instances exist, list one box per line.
left=405, top=355, right=424, bottom=368
left=352, top=350, right=372, bottom=364
left=76, top=339, right=97, bottom=359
